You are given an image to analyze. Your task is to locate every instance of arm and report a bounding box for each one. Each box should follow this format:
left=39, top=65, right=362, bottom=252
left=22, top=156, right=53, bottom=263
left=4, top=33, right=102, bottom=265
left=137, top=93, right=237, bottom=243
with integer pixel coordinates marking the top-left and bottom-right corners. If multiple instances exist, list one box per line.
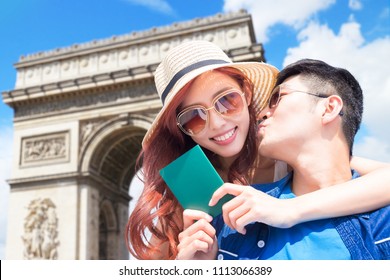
left=293, top=160, right=390, bottom=224
left=210, top=159, right=390, bottom=230
left=350, top=155, right=390, bottom=175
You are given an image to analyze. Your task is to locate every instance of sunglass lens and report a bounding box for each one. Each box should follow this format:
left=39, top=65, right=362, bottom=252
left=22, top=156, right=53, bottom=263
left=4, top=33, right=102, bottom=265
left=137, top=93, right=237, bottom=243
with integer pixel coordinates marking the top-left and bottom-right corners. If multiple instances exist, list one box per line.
left=215, top=91, right=243, bottom=115
left=269, top=90, right=280, bottom=108
left=178, top=108, right=207, bottom=135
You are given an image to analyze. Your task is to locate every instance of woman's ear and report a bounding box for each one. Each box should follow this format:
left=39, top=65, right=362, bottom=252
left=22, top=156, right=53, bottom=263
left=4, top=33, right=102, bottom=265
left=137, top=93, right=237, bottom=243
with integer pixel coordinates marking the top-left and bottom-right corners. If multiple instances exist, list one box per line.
left=322, top=95, right=343, bottom=124
left=244, top=89, right=252, bottom=106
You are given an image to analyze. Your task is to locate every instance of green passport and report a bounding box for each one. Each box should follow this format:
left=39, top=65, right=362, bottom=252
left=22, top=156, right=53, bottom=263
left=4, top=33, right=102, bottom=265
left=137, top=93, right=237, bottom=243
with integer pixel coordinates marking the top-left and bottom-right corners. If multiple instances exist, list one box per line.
left=159, top=145, right=233, bottom=217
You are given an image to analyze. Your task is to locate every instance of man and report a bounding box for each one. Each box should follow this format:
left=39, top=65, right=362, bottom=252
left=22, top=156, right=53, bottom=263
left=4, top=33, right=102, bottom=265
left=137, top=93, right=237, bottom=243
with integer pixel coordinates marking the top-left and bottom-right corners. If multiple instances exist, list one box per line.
left=210, top=59, right=390, bottom=260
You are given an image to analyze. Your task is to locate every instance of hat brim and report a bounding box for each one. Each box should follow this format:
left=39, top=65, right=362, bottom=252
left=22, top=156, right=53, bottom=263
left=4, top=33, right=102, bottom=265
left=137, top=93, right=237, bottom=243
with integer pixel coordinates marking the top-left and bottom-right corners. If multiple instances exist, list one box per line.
left=142, top=61, right=278, bottom=148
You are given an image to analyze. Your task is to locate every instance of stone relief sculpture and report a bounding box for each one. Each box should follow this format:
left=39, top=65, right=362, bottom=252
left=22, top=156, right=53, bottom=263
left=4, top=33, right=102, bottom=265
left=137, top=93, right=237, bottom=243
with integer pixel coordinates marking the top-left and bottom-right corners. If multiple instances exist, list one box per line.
left=21, top=132, right=68, bottom=166
left=24, top=137, right=66, bottom=161
left=80, top=120, right=105, bottom=145
left=22, top=198, right=59, bottom=259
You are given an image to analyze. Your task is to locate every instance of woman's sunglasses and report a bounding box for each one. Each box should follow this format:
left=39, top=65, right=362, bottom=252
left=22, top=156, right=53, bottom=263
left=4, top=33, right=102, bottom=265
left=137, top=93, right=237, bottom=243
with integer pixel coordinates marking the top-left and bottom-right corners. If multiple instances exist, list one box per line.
left=177, top=90, right=247, bottom=136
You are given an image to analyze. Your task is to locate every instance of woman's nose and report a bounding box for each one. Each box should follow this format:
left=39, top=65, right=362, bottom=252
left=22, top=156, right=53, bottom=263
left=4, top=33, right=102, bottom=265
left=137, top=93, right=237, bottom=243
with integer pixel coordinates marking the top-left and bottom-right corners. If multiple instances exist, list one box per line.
left=208, top=109, right=227, bottom=130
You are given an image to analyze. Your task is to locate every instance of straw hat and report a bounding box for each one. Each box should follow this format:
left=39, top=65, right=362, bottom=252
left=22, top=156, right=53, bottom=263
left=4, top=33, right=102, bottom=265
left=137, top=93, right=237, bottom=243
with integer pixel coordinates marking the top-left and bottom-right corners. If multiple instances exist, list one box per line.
left=142, top=40, right=279, bottom=147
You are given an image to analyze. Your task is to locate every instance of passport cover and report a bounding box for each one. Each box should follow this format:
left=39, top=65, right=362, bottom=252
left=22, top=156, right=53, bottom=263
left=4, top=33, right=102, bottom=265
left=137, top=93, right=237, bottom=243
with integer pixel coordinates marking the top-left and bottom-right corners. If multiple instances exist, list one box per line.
left=159, top=145, right=233, bottom=217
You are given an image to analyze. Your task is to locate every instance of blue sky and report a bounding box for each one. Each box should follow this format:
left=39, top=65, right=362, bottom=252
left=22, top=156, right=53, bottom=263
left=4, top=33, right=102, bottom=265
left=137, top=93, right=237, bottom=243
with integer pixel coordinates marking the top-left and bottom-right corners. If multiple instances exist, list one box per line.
left=0, top=0, right=389, bottom=259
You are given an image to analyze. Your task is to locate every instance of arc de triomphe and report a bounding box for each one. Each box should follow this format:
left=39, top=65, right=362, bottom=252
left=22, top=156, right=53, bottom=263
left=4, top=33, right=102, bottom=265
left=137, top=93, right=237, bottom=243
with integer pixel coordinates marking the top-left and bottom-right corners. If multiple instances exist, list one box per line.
left=2, top=10, right=267, bottom=260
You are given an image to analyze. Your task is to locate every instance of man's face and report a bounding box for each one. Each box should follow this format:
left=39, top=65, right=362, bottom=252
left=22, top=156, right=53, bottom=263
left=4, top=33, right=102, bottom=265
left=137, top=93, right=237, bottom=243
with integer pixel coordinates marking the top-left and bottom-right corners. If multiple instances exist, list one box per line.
left=258, top=75, right=322, bottom=161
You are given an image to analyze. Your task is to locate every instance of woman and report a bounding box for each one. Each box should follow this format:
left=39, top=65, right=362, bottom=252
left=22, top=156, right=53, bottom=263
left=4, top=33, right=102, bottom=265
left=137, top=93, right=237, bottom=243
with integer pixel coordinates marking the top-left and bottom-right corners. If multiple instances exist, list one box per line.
left=126, top=40, right=390, bottom=260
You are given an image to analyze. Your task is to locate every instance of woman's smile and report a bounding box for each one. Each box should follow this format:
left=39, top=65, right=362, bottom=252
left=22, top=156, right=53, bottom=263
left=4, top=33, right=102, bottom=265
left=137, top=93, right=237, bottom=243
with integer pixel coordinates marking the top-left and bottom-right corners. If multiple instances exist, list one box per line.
left=210, top=127, right=237, bottom=145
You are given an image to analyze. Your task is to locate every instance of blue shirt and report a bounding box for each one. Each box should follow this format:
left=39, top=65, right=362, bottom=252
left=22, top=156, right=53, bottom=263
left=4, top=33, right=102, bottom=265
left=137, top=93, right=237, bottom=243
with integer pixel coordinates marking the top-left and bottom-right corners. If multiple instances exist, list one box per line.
left=212, top=172, right=390, bottom=260
left=260, top=182, right=350, bottom=259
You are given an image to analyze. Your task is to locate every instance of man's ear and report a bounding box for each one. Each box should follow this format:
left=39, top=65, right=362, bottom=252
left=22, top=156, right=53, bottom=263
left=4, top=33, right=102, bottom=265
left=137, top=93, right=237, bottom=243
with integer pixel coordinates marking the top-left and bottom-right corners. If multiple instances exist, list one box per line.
left=322, top=95, right=343, bottom=124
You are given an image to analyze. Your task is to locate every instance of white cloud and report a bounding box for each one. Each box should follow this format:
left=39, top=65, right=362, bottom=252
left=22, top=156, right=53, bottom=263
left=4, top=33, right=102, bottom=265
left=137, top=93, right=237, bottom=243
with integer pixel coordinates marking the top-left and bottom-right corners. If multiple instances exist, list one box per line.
left=223, top=0, right=336, bottom=42
left=354, top=136, right=390, bottom=162
left=124, top=0, right=175, bottom=16
left=349, top=0, right=363, bottom=11
left=0, top=126, right=13, bottom=259
left=285, top=20, right=365, bottom=61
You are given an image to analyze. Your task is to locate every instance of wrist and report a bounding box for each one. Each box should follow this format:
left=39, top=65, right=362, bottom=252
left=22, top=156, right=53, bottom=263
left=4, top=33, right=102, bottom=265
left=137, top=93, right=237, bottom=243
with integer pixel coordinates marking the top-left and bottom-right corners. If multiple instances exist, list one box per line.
left=284, top=198, right=303, bottom=227
left=287, top=194, right=325, bottom=226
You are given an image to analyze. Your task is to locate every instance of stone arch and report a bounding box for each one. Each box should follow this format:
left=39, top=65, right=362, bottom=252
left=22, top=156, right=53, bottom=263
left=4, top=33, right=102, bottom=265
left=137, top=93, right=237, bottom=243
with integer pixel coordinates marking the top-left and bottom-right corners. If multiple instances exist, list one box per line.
left=78, top=113, right=152, bottom=259
left=100, top=199, right=118, bottom=231
left=99, top=199, right=117, bottom=260
left=79, top=113, right=153, bottom=186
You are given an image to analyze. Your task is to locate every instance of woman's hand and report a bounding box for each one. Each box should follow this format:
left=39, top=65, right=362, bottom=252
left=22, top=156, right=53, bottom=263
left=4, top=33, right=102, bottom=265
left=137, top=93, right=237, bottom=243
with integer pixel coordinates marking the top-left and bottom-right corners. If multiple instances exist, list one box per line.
left=209, top=183, right=298, bottom=233
left=176, top=209, right=218, bottom=260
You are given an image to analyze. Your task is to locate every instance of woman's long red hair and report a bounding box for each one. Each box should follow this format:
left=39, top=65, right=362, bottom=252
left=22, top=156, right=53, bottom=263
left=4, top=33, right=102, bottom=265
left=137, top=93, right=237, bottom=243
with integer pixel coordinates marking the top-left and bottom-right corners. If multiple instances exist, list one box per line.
left=125, top=67, right=259, bottom=259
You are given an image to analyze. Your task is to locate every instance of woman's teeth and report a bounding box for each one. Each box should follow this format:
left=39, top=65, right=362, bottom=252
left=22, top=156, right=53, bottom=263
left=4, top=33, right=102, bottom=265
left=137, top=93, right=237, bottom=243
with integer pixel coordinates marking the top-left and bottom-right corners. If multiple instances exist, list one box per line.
left=213, top=128, right=235, bottom=142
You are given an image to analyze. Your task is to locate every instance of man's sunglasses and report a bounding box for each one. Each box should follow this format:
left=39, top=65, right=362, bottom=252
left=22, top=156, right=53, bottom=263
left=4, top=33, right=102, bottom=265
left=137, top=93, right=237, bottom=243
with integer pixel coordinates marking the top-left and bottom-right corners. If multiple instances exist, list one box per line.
left=268, top=85, right=330, bottom=108
left=268, top=85, right=344, bottom=116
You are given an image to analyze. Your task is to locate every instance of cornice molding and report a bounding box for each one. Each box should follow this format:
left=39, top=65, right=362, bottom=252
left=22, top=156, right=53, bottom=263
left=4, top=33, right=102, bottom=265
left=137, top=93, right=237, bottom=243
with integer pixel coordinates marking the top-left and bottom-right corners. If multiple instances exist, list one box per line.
left=15, top=10, right=251, bottom=66
left=10, top=77, right=158, bottom=121
left=2, top=65, right=157, bottom=106
left=3, top=43, right=264, bottom=116
left=2, top=10, right=265, bottom=124
left=2, top=10, right=260, bottom=99
left=8, top=171, right=131, bottom=202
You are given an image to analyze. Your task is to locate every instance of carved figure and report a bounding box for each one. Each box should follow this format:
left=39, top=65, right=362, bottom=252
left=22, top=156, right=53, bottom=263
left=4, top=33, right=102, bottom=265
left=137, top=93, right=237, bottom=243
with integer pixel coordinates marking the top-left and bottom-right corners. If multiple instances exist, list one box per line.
left=22, top=198, right=59, bottom=259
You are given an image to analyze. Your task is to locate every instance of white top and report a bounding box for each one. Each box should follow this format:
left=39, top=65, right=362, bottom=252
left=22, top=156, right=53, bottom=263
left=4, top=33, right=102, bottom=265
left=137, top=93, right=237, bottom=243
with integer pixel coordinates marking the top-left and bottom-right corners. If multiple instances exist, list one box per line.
left=273, top=160, right=289, bottom=182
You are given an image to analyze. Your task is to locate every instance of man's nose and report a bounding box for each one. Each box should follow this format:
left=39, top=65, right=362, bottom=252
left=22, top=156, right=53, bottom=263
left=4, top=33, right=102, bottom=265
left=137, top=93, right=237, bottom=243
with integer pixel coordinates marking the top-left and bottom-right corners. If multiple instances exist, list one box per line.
left=257, top=107, right=272, bottom=122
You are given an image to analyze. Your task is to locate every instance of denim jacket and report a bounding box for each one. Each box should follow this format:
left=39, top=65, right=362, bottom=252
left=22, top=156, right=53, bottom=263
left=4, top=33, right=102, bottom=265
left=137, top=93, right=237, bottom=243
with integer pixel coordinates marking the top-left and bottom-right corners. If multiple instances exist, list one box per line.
left=213, top=172, right=390, bottom=260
